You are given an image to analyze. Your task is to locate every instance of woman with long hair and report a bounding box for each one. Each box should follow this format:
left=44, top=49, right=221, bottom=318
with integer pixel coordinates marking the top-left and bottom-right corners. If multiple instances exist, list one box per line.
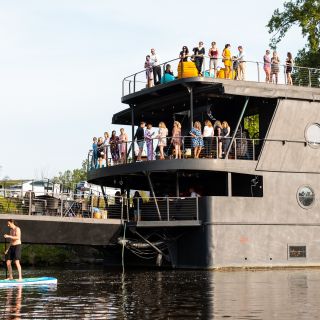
left=263, top=50, right=271, bottom=83
left=179, top=46, right=189, bottom=62
left=172, top=121, right=182, bottom=159
left=286, top=52, right=294, bottom=85
left=119, top=128, right=128, bottom=164
left=190, top=121, right=204, bottom=159
left=271, top=51, right=280, bottom=84
left=109, top=130, right=120, bottom=165
left=157, top=122, right=168, bottom=160
left=203, top=120, right=213, bottom=157
left=222, top=44, right=232, bottom=79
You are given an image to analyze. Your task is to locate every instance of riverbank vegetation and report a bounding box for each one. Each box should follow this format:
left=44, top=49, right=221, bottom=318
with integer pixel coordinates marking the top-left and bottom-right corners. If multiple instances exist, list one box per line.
left=0, top=244, right=104, bottom=266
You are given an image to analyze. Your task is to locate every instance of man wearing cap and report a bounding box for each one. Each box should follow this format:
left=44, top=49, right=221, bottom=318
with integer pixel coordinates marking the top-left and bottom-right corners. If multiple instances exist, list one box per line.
left=150, top=48, right=161, bottom=85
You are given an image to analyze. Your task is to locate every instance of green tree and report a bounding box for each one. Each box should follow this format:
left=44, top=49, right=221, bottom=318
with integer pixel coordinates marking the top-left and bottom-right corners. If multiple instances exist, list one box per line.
left=267, top=0, right=320, bottom=85
left=51, top=159, right=88, bottom=191
left=267, top=0, right=320, bottom=52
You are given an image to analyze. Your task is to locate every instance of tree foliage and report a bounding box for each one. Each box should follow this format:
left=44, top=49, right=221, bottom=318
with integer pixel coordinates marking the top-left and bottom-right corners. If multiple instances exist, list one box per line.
left=51, top=159, right=88, bottom=190
left=267, top=0, right=320, bottom=52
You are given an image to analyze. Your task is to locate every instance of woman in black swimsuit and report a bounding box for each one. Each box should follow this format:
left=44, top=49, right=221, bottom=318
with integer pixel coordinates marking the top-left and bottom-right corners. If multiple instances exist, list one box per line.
left=286, top=52, right=293, bottom=85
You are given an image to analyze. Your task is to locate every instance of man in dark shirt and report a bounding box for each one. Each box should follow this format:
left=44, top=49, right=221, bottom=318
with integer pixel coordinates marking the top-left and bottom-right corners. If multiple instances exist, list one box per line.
left=135, top=122, right=146, bottom=161
left=192, top=41, right=205, bottom=75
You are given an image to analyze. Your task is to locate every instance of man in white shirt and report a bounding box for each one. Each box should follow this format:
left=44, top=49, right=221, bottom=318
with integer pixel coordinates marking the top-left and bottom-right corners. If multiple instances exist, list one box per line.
left=236, top=46, right=246, bottom=80
left=150, top=48, right=161, bottom=85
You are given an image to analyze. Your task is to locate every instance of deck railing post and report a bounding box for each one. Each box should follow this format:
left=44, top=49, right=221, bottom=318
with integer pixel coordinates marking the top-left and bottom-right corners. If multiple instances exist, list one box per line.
left=257, top=62, right=260, bottom=82
left=234, top=139, right=237, bottom=160
left=167, top=197, right=170, bottom=221
left=308, top=68, right=312, bottom=87
left=120, top=198, right=124, bottom=221
left=216, top=136, right=218, bottom=159
left=90, top=196, right=93, bottom=218
left=133, top=74, right=137, bottom=93
left=253, top=140, right=255, bottom=160
left=196, top=197, right=199, bottom=221
left=60, top=198, right=63, bottom=217
left=28, top=191, right=32, bottom=216
left=126, top=197, right=129, bottom=221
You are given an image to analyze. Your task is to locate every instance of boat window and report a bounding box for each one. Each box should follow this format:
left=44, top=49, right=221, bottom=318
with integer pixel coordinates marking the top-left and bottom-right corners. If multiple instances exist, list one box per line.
left=288, top=245, right=306, bottom=259
left=305, top=123, right=320, bottom=148
left=296, top=186, right=315, bottom=209
left=231, top=173, right=263, bottom=197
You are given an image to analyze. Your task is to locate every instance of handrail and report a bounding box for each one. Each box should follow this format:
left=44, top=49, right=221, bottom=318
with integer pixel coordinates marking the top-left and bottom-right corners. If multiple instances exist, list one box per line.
left=88, top=136, right=319, bottom=170
left=122, top=56, right=320, bottom=96
left=0, top=193, right=200, bottom=223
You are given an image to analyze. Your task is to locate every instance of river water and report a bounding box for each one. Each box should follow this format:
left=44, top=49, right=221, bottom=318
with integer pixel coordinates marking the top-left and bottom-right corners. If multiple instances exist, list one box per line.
left=1, top=267, right=320, bottom=319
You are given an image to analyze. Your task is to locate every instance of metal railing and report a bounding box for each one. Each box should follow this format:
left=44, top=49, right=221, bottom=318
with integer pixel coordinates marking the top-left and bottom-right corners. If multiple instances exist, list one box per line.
left=0, top=191, right=200, bottom=223
left=88, top=136, right=320, bottom=170
left=88, top=135, right=263, bottom=169
left=122, top=56, right=320, bottom=96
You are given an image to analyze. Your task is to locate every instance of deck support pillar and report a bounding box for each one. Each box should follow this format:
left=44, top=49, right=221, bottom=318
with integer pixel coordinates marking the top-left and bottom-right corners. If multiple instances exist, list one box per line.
left=131, top=105, right=135, bottom=162
left=100, top=186, right=108, bottom=210
left=228, top=172, right=232, bottom=197
left=145, top=171, right=162, bottom=220
left=225, top=97, right=250, bottom=159
left=176, top=171, right=180, bottom=197
left=184, top=85, right=194, bottom=128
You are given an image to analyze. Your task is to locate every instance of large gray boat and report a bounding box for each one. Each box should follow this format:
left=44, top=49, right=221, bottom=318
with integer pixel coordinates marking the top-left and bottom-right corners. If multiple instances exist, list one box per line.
left=88, top=58, right=320, bottom=269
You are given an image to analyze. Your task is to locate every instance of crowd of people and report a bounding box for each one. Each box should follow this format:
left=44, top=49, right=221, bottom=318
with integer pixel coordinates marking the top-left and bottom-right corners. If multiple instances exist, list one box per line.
left=92, top=119, right=234, bottom=168
left=92, top=128, right=129, bottom=168
left=144, top=43, right=295, bottom=87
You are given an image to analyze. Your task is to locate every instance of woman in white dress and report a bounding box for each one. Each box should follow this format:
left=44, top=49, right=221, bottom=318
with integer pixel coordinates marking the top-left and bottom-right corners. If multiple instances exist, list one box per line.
left=157, top=122, right=168, bottom=160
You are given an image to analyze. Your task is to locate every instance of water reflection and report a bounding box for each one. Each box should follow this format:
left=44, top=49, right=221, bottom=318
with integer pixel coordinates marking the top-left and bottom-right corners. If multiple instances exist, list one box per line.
left=1, top=268, right=320, bottom=319
left=4, top=285, right=22, bottom=320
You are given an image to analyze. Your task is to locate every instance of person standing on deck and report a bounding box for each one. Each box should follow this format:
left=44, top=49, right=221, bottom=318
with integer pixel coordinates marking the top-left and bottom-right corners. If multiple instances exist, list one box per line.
left=150, top=48, right=161, bottom=85
left=192, top=41, right=205, bottom=75
left=236, top=46, right=246, bottom=80
left=135, top=121, right=146, bottom=162
left=145, top=123, right=155, bottom=161
left=4, top=219, right=22, bottom=281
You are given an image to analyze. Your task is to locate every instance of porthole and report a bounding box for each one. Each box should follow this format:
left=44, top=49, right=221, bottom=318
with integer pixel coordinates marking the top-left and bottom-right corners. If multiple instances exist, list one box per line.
left=305, top=123, right=320, bottom=148
left=296, top=185, right=315, bottom=209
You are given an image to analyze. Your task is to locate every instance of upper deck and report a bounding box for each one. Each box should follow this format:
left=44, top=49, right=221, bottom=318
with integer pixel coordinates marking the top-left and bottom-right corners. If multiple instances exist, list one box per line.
left=87, top=57, right=320, bottom=195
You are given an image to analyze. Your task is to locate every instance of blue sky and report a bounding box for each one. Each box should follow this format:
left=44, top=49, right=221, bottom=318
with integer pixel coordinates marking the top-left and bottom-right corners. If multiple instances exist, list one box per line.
left=0, top=0, right=306, bottom=179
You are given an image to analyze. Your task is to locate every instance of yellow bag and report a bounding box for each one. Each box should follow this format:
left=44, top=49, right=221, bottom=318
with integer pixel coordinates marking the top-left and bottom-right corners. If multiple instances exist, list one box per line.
left=177, top=61, right=199, bottom=78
